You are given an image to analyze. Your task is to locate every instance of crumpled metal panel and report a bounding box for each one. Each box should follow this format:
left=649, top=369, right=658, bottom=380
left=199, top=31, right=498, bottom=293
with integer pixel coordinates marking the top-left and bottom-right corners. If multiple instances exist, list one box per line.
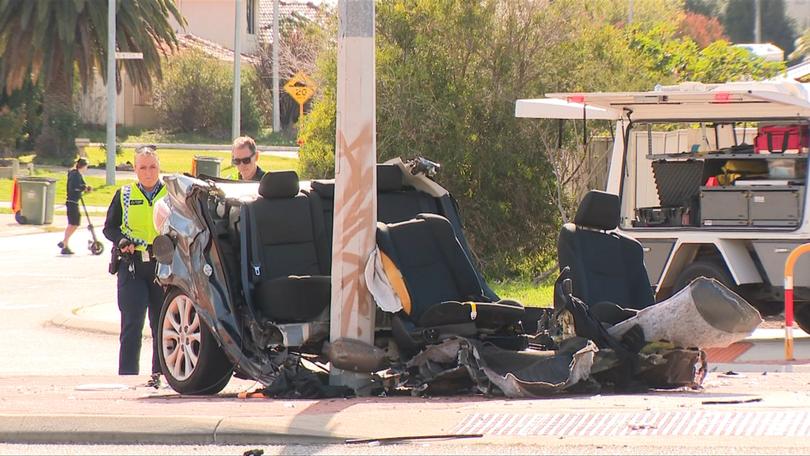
left=402, top=337, right=597, bottom=398
left=158, top=174, right=279, bottom=385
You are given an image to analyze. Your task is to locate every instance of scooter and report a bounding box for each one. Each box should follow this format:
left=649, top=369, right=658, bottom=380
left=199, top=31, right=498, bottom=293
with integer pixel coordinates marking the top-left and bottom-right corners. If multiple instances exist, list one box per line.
left=80, top=196, right=105, bottom=255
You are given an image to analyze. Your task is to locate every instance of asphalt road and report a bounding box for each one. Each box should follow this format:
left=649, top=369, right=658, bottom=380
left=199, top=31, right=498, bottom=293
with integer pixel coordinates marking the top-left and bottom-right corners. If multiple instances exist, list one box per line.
left=0, top=228, right=151, bottom=377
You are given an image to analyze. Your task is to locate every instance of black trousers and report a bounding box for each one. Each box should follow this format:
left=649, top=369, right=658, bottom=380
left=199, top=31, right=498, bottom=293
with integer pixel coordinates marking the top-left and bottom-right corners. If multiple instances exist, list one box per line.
left=117, top=256, right=164, bottom=375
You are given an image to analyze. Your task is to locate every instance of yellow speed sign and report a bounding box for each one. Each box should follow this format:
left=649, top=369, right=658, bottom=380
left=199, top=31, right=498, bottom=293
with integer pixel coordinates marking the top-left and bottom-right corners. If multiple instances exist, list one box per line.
left=284, top=71, right=317, bottom=105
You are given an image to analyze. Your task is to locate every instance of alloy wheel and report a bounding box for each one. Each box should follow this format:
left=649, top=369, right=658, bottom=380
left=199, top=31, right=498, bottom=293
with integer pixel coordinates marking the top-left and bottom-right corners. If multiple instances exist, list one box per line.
left=162, top=294, right=201, bottom=381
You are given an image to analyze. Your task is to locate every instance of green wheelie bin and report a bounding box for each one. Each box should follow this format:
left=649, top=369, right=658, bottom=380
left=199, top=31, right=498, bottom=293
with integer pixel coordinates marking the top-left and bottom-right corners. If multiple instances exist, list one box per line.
left=17, top=177, right=57, bottom=225
left=193, top=156, right=222, bottom=178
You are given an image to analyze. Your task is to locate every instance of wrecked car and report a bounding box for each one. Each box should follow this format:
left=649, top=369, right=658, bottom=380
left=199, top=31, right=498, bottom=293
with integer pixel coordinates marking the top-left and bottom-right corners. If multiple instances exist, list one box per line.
left=151, top=158, right=762, bottom=397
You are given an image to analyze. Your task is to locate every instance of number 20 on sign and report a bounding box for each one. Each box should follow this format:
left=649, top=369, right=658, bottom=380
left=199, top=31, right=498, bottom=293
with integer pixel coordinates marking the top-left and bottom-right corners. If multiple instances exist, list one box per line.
left=284, top=72, right=317, bottom=118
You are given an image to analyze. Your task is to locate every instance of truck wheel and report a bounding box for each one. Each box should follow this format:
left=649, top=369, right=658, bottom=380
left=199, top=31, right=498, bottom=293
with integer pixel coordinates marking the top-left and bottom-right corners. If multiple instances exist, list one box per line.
left=795, top=304, right=810, bottom=334
left=158, top=289, right=233, bottom=395
left=672, top=259, right=736, bottom=296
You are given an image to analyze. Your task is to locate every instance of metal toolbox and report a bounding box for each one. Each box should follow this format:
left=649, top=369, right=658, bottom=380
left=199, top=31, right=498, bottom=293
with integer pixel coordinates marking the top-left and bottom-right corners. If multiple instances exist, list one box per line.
left=700, top=187, right=749, bottom=226
left=748, top=186, right=804, bottom=226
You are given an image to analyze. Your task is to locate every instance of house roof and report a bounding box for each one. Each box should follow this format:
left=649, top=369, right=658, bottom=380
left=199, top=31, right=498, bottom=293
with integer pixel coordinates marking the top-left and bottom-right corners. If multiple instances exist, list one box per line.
left=257, top=0, right=323, bottom=43
left=167, top=34, right=260, bottom=65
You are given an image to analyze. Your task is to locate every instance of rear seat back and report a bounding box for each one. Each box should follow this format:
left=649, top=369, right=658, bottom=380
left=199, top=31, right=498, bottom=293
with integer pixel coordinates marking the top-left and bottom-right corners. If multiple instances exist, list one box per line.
left=310, top=164, right=440, bottom=251
left=250, top=170, right=330, bottom=278
left=243, top=171, right=331, bottom=322
left=376, top=164, right=438, bottom=224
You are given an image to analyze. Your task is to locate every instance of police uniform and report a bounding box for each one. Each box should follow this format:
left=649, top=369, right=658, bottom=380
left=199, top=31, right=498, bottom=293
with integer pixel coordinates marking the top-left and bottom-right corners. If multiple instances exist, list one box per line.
left=103, top=182, right=167, bottom=375
left=237, top=165, right=266, bottom=181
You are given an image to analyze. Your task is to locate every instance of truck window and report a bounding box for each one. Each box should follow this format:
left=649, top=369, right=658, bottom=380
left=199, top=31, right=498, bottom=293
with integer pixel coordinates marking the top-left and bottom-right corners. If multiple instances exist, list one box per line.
left=620, top=121, right=808, bottom=230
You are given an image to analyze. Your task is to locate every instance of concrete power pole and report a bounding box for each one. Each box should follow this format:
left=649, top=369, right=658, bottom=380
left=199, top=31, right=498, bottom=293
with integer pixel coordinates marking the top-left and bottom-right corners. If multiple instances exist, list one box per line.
left=105, top=0, right=116, bottom=186
left=233, top=0, right=242, bottom=140
left=755, top=0, right=762, bottom=43
left=272, top=0, right=281, bottom=133
left=330, top=0, right=377, bottom=389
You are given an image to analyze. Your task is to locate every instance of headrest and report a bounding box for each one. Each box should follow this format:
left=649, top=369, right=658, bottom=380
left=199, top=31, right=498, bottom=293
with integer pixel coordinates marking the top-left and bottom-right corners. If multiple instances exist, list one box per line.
left=574, top=190, right=620, bottom=230
left=259, top=170, right=300, bottom=199
left=377, top=164, right=403, bottom=192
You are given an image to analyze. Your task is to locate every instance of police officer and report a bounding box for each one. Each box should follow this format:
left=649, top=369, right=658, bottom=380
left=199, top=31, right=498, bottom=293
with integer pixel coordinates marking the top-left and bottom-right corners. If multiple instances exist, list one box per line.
left=102, top=145, right=167, bottom=387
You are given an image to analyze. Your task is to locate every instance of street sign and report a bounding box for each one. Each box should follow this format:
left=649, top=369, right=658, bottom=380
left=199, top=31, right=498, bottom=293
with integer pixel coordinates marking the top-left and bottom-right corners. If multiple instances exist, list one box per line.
left=286, top=86, right=316, bottom=105
left=284, top=71, right=318, bottom=117
left=115, top=52, right=143, bottom=60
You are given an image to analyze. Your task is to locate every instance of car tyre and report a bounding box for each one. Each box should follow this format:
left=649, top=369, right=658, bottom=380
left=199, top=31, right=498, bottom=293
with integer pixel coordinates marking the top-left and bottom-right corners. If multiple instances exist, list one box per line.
left=672, top=259, right=736, bottom=296
left=158, top=288, right=233, bottom=395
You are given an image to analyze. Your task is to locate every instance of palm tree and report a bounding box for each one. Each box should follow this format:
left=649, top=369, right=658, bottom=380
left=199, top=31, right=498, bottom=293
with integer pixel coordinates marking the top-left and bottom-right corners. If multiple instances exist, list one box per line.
left=0, top=0, right=185, bottom=161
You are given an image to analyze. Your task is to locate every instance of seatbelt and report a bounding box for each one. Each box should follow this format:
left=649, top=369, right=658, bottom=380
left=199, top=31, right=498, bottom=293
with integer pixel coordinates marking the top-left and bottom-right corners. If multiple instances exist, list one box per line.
left=380, top=251, right=412, bottom=315
left=247, top=206, right=263, bottom=282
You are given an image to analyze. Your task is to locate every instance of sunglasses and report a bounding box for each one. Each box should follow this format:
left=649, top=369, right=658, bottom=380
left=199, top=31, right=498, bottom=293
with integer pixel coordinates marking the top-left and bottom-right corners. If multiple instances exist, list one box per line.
left=231, top=153, right=255, bottom=165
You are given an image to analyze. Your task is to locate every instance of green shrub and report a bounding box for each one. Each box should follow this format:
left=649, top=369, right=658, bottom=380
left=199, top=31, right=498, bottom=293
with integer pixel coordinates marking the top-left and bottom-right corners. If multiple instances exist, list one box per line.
left=154, top=49, right=262, bottom=138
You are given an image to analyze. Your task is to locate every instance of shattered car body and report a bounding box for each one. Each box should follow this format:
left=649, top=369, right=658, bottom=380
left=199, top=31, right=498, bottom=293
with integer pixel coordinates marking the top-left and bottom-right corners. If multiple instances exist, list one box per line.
left=151, top=158, right=762, bottom=398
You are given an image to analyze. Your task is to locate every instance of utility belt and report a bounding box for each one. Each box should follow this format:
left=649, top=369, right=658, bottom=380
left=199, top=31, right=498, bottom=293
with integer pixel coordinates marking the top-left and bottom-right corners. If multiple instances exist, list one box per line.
left=108, top=244, right=154, bottom=275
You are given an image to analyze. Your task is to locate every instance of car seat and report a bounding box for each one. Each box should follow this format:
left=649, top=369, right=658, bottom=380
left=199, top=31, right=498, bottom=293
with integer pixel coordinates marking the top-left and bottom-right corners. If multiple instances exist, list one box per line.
left=557, top=190, right=655, bottom=312
left=242, top=170, right=331, bottom=322
left=376, top=213, right=526, bottom=352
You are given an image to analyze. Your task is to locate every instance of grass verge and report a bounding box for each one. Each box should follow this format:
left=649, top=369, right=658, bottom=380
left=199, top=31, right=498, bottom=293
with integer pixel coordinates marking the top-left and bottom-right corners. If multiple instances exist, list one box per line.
left=491, top=280, right=553, bottom=308
left=82, top=146, right=299, bottom=177
left=76, top=125, right=296, bottom=147
left=0, top=170, right=136, bottom=207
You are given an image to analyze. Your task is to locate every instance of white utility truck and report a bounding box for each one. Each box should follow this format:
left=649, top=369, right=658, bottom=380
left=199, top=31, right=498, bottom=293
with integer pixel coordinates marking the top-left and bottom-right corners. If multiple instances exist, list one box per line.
left=517, top=80, right=810, bottom=331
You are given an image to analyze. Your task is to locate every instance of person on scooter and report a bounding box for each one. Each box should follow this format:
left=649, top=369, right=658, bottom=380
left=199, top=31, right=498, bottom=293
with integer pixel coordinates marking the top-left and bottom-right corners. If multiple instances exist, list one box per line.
left=58, top=158, right=92, bottom=255
left=102, top=145, right=166, bottom=388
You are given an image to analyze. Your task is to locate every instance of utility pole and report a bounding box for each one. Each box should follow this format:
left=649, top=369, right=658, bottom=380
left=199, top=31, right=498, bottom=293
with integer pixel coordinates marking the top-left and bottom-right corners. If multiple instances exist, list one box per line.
left=272, top=0, right=281, bottom=133
left=754, top=0, right=762, bottom=43
left=233, top=0, right=242, bottom=140
left=105, top=0, right=116, bottom=186
left=329, top=0, right=377, bottom=389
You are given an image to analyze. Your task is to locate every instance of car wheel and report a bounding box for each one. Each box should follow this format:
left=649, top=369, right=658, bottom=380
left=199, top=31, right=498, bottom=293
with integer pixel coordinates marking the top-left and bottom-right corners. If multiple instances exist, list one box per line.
left=672, top=259, right=736, bottom=296
left=158, top=289, right=233, bottom=395
left=795, top=303, right=810, bottom=334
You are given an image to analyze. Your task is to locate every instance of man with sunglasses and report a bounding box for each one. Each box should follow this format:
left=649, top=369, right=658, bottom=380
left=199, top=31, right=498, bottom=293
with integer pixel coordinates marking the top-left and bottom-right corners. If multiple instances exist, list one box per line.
left=231, top=136, right=265, bottom=181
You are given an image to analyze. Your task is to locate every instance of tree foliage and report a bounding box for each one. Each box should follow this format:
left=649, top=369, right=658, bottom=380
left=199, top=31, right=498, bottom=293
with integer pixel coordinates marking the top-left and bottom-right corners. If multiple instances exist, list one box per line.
left=255, top=12, right=336, bottom=130
left=723, top=0, right=797, bottom=56
left=0, top=0, right=184, bottom=160
left=299, top=0, right=786, bottom=279
left=679, top=12, right=727, bottom=48
left=153, top=49, right=262, bottom=138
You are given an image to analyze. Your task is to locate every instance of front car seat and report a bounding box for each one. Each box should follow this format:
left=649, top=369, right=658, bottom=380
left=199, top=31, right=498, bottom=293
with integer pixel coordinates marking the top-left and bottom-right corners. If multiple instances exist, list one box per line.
left=558, top=190, right=655, bottom=311
left=376, top=213, right=525, bottom=351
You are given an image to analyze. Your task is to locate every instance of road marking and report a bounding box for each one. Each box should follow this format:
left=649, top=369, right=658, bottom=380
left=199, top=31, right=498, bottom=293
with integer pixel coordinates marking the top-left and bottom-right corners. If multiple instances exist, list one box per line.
left=455, top=410, right=810, bottom=437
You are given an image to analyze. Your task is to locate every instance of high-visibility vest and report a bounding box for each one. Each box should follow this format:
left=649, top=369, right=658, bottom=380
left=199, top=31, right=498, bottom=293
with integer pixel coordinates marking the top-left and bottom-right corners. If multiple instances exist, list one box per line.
left=120, top=183, right=167, bottom=251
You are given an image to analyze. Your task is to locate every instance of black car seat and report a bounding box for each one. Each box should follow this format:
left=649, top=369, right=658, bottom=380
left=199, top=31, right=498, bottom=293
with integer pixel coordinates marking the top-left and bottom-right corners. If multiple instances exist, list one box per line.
left=242, top=170, right=331, bottom=322
left=557, top=190, right=655, bottom=311
left=376, top=164, right=439, bottom=224
left=376, top=213, right=525, bottom=351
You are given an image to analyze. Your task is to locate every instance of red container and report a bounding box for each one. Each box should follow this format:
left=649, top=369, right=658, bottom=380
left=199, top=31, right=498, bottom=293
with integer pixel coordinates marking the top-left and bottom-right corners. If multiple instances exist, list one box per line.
left=754, top=125, right=809, bottom=154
